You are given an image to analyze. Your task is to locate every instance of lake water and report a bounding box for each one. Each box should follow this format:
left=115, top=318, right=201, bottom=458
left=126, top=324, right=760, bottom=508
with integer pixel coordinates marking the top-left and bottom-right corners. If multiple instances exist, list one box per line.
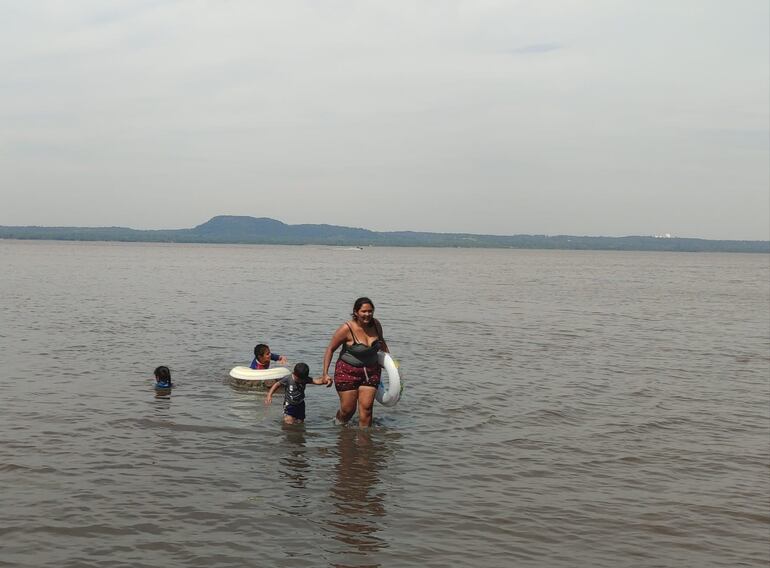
left=1, top=240, right=768, bottom=568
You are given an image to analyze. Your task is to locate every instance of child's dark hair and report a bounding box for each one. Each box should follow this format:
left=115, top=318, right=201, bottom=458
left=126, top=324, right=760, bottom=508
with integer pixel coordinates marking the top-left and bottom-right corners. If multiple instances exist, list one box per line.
left=254, top=344, right=270, bottom=358
left=154, top=366, right=171, bottom=382
left=293, top=362, right=310, bottom=380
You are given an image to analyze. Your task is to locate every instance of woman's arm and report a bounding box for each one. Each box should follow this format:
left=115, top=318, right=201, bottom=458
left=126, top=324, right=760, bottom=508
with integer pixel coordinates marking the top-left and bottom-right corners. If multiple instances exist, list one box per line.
left=321, top=324, right=350, bottom=382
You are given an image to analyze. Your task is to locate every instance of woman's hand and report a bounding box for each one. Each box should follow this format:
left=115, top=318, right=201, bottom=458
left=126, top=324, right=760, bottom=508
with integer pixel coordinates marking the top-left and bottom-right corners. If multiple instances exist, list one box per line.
left=322, top=374, right=333, bottom=388
left=276, top=355, right=288, bottom=365
left=265, top=393, right=272, bottom=405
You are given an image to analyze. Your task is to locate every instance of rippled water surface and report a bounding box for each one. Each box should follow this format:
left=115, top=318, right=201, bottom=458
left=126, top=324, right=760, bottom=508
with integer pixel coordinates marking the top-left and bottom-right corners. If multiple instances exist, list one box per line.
left=1, top=240, right=768, bottom=568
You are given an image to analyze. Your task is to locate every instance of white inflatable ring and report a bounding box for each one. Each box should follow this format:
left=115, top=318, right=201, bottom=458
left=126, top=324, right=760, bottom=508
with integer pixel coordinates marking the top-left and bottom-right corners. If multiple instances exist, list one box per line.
left=229, top=366, right=292, bottom=382
left=375, top=352, right=402, bottom=407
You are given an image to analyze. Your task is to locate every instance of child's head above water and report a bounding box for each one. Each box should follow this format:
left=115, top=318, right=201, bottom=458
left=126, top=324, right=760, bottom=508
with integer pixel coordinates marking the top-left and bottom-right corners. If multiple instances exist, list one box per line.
left=254, top=343, right=271, bottom=365
left=293, top=362, right=310, bottom=381
left=154, top=365, right=172, bottom=388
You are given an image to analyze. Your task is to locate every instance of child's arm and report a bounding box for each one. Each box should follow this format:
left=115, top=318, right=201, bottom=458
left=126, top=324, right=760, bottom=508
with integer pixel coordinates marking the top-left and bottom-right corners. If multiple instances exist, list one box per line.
left=310, top=376, right=331, bottom=386
left=271, top=352, right=288, bottom=365
left=265, top=380, right=282, bottom=405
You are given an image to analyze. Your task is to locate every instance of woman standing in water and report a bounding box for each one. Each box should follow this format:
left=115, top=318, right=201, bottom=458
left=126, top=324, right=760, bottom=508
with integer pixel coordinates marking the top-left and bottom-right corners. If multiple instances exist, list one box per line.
left=321, top=297, right=389, bottom=427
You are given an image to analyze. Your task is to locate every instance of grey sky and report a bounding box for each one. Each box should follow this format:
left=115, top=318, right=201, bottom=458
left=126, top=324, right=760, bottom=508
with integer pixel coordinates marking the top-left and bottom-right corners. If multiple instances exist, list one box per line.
left=1, top=1, right=768, bottom=239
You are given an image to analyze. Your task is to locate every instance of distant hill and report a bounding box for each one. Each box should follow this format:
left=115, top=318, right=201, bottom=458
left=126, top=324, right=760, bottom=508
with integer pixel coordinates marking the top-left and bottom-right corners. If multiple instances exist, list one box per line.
left=0, top=215, right=767, bottom=253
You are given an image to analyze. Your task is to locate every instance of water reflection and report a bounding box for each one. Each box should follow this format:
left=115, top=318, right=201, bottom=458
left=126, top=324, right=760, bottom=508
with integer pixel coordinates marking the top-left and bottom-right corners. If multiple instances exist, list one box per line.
left=279, top=424, right=310, bottom=490
left=153, top=386, right=172, bottom=400
left=329, top=427, right=391, bottom=568
left=275, top=424, right=315, bottom=519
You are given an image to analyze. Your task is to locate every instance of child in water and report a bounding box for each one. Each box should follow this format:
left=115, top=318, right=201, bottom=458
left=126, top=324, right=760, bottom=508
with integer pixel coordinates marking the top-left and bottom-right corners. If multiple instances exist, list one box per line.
left=265, top=363, right=330, bottom=424
left=154, top=366, right=173, bottom=390
left=250, top=343, right=288, bottom=370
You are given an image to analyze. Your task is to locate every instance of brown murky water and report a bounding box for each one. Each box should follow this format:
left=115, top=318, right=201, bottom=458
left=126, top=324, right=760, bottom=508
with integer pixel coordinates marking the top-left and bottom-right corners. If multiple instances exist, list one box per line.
left=1, top=240, right=768, bottom=567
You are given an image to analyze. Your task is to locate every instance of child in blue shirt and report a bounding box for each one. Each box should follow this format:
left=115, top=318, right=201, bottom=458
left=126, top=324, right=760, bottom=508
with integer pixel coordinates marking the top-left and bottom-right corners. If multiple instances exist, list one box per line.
left=250, top=343, right=288, bottom=370
left=154, top=366, right=173, bottom=390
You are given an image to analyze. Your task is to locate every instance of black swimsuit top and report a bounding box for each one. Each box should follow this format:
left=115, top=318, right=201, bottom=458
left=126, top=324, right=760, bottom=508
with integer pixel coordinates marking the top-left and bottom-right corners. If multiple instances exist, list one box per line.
left=339, top=322, right=381, bottom=367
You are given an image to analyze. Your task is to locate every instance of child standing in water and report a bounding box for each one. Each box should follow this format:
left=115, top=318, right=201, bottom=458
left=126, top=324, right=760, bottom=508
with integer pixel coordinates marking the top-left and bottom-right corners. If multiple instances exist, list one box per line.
left=265, top=363, right=330, bottom=424
left=250, top=343, right=288, bottom=369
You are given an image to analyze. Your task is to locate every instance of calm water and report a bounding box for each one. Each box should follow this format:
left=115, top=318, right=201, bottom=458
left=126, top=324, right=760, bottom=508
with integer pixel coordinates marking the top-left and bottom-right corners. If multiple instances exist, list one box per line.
left=1, top=240, right=768, bottom=568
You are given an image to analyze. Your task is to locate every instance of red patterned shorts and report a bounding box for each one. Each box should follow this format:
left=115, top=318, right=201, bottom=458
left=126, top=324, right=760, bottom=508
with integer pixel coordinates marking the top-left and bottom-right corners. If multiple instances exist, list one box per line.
left=334, top=359, right=381, bottom=392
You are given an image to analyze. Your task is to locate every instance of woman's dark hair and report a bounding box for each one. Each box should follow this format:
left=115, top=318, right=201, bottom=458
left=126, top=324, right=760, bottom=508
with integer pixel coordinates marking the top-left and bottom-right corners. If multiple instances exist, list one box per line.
left=154, top=366, right=171, bottom=382
left=352, top=297, right=375, bottom=320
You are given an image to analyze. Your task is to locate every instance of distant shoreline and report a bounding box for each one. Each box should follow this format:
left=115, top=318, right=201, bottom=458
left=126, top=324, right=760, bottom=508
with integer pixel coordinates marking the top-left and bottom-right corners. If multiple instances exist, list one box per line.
left=0, top=215, right=767, bottom=253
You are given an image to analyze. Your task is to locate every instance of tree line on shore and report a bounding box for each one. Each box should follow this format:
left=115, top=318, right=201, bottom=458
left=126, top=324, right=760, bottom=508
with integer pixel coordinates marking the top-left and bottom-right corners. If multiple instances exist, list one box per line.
left=0, top=215, right=767, bottom=253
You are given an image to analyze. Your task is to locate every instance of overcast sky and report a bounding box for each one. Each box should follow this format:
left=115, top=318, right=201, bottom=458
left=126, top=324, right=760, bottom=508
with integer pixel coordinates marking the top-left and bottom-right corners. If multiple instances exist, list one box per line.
left=1, top=1, right=768, bottom=239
